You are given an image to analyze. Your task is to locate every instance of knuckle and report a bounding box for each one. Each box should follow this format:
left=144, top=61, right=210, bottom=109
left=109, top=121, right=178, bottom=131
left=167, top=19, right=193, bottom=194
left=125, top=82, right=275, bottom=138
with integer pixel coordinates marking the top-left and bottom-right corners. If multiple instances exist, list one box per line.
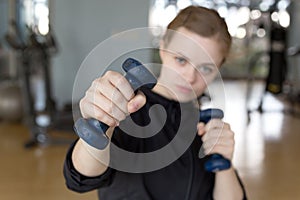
left=91, top=78, right=101, bottom=89
left=225, top=123, right=231, bottom=130
left=79, top=99, right=89, bottom=116
left=106, top=71, right=121, bottom=81
left=221, top=122, right=230, bottom=131
left=228, top=130, right=234, bottom=138
left=105, top=105, right=113, bottom=116
left=117, top=76, right=128, bottom=86
left=104, top=70, right=114, bottom=77
left=231, top=139, right=235, bottom=146
left=79, top=98, right=85, bottom=110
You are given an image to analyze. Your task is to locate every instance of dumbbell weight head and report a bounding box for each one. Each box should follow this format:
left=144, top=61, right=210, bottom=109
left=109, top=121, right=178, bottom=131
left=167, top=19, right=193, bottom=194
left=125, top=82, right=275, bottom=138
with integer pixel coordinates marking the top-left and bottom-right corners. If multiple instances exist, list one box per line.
left=74, top=58, right=157, bottom=150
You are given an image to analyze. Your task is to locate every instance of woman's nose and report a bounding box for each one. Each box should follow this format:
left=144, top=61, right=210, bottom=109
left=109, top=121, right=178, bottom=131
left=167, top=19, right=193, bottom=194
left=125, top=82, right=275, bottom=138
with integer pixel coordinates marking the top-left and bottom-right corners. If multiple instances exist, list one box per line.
left=182, top=64, right=197, bottom=83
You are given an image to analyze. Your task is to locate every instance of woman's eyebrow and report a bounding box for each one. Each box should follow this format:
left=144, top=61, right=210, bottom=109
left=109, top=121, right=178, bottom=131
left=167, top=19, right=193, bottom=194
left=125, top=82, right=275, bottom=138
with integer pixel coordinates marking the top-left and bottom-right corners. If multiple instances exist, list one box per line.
left=175, top=51, right=217, bottom=69
left=176, top=52, right=191, bottom=61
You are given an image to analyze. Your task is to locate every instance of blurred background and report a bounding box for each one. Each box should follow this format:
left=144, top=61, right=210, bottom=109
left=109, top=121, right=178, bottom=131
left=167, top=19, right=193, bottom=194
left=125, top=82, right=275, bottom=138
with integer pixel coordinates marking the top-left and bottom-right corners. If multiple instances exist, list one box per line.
left=0, top=0, right=300, bottom=199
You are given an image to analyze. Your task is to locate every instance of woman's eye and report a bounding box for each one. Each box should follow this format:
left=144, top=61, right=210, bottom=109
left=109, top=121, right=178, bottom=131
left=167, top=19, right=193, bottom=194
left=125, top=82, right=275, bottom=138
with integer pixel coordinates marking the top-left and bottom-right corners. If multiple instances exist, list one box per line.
left=175, top=57, right=187, bottom=65
left=199, top=65, right=214, bottom=75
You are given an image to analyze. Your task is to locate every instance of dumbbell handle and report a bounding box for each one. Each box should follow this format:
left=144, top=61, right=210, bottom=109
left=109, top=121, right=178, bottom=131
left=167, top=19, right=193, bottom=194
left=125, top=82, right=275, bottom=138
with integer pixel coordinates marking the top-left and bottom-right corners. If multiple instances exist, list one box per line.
left=74, top=60, right=230, bottom=171
left=74, top=58, right=157, bottom=150
left=199, top=109, right=231, bottom=172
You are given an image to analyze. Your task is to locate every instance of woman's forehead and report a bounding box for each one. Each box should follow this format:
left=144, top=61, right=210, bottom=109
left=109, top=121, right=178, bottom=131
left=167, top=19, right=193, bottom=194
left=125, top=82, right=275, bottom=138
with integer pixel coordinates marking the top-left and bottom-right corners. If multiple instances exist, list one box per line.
left=165, top=28, right=224, bottom=66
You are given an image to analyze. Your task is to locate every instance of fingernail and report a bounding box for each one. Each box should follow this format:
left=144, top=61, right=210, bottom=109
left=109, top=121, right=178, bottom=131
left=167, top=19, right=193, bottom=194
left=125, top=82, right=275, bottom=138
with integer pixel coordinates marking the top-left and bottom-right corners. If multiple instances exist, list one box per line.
left=199, top=122, right=205, bottom=127
left=114, top=120, right=120, bottom=127
left=128, top=102, right=138, bottom=113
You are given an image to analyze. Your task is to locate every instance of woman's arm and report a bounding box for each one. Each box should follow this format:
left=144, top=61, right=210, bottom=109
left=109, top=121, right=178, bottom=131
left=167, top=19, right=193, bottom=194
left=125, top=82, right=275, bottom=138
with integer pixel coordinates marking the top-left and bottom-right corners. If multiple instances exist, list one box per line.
left=198, top=120, right=245, bottom=200
left=72, top=132, right=112, bottom=177
left=213, top=167, right=244, bottom=200
left=71, top=70, right=146, bottom=177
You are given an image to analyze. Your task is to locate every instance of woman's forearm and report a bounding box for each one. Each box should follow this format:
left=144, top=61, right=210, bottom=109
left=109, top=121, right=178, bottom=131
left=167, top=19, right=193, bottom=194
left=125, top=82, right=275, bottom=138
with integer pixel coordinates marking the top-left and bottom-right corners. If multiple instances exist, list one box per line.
left=213, top=167, right=244, bottom=200
left=72, top=126, right=114, bottom=177
left=72, top=139, right=110, bottom=177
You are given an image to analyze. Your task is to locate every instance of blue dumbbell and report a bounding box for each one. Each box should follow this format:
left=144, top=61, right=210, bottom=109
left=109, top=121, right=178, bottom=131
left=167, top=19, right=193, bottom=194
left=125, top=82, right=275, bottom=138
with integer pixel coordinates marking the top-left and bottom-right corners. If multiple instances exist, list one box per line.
left=199, top=109, right=231, bottom=172
left=74, top=58, right=157, bottom=150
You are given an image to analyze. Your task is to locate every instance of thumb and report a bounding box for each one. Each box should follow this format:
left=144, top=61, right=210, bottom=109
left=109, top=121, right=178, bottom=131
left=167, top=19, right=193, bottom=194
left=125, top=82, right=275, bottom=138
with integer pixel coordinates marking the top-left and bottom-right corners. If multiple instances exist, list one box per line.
left=127, top=91, right=146, bottom=113
left=197, top=122, right=206, bottom=136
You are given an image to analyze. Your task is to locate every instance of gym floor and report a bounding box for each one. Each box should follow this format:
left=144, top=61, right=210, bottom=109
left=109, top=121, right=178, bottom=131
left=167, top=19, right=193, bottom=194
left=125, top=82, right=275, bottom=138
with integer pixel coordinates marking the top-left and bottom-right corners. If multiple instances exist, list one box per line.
left=0, top=80, right=300, bottom=200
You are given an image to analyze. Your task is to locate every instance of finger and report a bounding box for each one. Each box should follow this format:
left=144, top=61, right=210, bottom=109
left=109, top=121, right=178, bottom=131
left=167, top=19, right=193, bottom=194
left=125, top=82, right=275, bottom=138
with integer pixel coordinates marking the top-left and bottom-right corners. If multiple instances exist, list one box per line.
left=197, top=122, right=206, bottom=136
left=202, top=128, right=224, bottom=142
left=127, top=91, right=146, bottom=113
left=92, top=91, right=127, bottom=122
left=204, top=145, right=234, bottom=160
left=92, top=77, right=129, bottom=114
left=205, top=119, right=225, bottom=131
left=79, top=100, right=117, bottom=127
left=202, top=127, right=234, bottom=144
left=202, top=129, right=235, bottom=159
left=105, top=71, right=134, bottom=101
left=202, top=136, right=234, bottom=151
left=81, top=88, right=127, bottom=125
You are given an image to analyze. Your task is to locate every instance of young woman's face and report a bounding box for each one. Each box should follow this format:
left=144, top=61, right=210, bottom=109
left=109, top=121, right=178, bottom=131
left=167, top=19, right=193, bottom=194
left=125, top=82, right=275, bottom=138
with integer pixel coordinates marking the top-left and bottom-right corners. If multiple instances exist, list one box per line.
left=156, top=27, right=225, bottom=102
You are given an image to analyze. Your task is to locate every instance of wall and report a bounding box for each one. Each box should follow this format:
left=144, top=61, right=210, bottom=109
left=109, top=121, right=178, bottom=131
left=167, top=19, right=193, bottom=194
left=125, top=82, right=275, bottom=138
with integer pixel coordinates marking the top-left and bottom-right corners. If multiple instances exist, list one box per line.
left=0, top=0, right=18, bottom=78
left=0, top=0, right=8, bottom=42
left=51, top=0, right=151, bottom=107
left=0, top=0, right=9, bottom=76
left=287, top=1, right=300, bottom=94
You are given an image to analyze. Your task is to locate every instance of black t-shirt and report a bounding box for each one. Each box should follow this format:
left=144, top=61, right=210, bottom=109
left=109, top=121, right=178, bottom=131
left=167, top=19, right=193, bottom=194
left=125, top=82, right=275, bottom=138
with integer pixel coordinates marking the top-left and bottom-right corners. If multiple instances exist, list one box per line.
left=63, top=88, right=246, bottom=200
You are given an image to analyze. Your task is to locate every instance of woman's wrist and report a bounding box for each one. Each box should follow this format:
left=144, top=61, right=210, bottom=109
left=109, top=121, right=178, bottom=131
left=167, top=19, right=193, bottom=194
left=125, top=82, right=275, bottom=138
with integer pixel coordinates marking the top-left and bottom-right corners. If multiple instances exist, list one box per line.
left=72, top=139, right=110, bottom=177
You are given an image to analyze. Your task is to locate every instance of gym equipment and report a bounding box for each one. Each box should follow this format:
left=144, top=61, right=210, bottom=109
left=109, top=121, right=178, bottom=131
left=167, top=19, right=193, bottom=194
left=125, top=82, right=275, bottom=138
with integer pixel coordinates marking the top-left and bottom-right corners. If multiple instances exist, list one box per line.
left=266, top=23, right=287, bottom=95
left=74, top=58, right=157, bottom=149
left=246, top=22, right=300, bottom=122
left=74, top=58, right=230, bottom=171
left=5, top=20, right=73, bottom=147
left=199, top=108, right=231, bottom=172
left=74, top=59, right=230, bottom=172
left=0, top=82, right=23, bottom=121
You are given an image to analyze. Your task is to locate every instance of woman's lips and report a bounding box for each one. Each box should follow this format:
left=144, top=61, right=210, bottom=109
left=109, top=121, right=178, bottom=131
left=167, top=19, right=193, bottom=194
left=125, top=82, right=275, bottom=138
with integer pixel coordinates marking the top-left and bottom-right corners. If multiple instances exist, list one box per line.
left=176, top=85, right=193, bottom=94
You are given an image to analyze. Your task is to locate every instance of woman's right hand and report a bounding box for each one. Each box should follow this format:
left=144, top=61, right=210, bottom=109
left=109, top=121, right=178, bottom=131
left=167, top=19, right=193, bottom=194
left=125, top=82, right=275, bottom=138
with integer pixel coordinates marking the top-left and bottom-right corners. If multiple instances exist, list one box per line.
left=72, top=70, right=147, bottom=176
left=79, top=70, right=146, bottom=128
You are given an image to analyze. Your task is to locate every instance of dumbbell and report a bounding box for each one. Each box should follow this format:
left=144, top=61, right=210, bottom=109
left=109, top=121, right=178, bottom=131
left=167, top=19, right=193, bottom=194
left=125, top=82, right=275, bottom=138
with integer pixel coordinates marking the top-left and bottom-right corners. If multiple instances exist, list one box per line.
left=74, top=58, right=157, bottom=150
left=74, top=58, right=231, bottom=172
left=199, top=108, right=231, bottom=172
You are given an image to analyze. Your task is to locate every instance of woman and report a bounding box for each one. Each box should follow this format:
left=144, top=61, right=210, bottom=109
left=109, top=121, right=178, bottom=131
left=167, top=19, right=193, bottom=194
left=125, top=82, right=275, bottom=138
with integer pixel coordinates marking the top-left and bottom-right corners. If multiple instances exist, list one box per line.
left=64, top=5, right=247, bottom=200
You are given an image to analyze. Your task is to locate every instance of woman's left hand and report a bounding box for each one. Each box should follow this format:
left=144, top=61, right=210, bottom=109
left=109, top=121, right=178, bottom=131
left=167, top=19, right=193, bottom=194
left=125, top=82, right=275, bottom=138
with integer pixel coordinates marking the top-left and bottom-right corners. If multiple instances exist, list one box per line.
left=197, top=119, right=235, bottom=161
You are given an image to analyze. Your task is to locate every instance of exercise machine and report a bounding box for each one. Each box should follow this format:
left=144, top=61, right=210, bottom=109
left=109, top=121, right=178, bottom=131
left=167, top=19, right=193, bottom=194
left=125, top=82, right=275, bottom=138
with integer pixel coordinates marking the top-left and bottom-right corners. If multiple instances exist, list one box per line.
left=5, top=20, right=73, bottom=147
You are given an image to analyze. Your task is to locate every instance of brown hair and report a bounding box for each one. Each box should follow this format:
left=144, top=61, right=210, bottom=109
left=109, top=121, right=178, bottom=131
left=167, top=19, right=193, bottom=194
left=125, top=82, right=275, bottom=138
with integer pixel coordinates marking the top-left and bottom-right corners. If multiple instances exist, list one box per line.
left=163, top=6, right=232, bottom=60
